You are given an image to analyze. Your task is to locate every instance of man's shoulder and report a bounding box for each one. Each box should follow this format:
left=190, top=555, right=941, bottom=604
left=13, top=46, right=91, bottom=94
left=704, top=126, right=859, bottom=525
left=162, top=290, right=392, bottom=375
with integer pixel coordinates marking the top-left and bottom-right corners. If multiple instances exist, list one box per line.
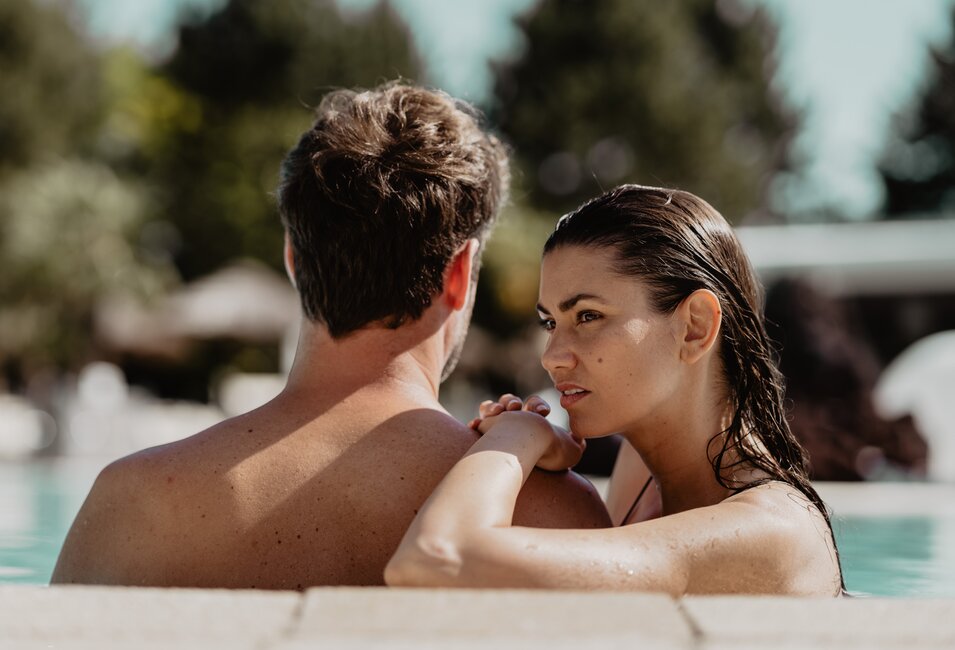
left=73, top=431, right=215, bottom=537
left=51, top=422, right=240, bottom=585
left=382, top=406, right=611, bottom=529
left=97, top=419, right=229, bottom=491
left=95, top=440, right=192, bottom=500
left=366, top=404, right=481, bottom=462
left=517, top=469, right=612, bottom=529
left=50, top=450, right=164, bottom=585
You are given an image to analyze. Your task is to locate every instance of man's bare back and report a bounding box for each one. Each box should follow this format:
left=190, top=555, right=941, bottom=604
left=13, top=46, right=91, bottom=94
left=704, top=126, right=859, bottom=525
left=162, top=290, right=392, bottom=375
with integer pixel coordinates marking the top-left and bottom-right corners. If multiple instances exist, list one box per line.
left=52, top=381, right=608, bottom=588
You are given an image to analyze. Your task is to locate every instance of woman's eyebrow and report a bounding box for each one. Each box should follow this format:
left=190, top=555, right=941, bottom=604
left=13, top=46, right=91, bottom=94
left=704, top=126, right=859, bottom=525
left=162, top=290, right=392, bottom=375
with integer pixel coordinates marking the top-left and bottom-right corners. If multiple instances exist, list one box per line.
left=537, top=293, right=605, bottom=315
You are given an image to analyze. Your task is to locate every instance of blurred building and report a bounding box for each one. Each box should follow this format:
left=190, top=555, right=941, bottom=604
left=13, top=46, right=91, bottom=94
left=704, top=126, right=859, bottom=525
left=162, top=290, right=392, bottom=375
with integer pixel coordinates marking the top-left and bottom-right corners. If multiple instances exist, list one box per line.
left=93, top=259, right=298, bottom=403
left=740, top=218, right=955, bottom=481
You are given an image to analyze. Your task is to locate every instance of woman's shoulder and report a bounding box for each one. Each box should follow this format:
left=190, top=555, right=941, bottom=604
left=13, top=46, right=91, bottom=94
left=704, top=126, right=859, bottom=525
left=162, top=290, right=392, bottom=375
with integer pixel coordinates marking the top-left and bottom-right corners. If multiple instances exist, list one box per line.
left=722, top=480, right=825, bottom=520
left=720, top=481, right=842, bottom=595
left=720, top=480, right=833, bottom=548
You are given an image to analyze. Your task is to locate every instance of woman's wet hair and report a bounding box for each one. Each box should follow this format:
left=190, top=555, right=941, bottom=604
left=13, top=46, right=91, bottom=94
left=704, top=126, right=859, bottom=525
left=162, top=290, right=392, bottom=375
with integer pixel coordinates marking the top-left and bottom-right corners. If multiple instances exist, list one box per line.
left=544, top=184, right=842, bottom=585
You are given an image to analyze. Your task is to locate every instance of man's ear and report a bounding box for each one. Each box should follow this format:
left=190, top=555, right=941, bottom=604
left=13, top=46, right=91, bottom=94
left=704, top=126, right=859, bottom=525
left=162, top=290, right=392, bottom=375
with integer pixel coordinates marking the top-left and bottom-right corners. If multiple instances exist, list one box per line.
left=283, top=233, right=297, bottom=289
left=676, top=289, right=721, bottom=363
left=443, top=238, right=479, bottom=311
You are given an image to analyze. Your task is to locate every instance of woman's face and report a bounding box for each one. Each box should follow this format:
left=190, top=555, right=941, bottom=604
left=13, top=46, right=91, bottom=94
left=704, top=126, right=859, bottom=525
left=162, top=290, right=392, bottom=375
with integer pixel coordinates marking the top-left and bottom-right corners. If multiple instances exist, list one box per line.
left=537, top=245, right=684, bottom=439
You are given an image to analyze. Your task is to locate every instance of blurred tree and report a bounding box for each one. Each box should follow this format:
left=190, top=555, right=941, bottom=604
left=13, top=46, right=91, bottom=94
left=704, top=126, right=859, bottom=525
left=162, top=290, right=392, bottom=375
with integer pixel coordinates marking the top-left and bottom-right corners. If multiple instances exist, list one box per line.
left=0, top=161, right=174, bottom=371
left=879, top=8, right=955, bottom=218
left=491, top=0, right=797, bottom=222
left=145, top=0, right=424, bottom=281
left=0, top=0, right=102, bottom=172
left=0, top=3, right=174, bottom=379
left=475, top=0, right=797, bottom=343
left=0, top=0, right=136, bottom=378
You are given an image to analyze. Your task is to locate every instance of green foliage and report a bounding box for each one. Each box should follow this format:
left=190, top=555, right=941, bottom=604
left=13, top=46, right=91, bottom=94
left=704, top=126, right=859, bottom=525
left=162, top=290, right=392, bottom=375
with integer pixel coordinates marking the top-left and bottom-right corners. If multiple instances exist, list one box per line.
left=99, top=48, right=205, bottom=165
left=146, top=0, right=424, bottom=281
left=0, top=0, right=103, bottom=171
left=0, top=0, right=799, bottom=388
left=0, top=160, right=175, bottom=367
left=491, top=0, right=797, bottom=222
left=879, top=9, right=955, bottom=218
left=0, top=6, right=175, bottom=372
left=470, top=0, right=798, bottom=336
left=478, top=204, right=557, bottom=335
left=1, top=0, right=425, bottom=382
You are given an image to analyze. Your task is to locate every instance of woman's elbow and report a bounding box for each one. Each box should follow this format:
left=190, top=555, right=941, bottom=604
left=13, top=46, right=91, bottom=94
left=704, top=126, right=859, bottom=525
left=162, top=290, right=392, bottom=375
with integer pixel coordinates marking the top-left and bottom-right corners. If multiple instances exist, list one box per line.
left=385, top=534, right=464, bottom=587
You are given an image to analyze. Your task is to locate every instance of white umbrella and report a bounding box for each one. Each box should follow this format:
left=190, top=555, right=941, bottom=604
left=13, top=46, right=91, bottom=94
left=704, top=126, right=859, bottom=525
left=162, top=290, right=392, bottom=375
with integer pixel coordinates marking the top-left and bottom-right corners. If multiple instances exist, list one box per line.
left=875, top=331, right=955, bottom=482
left=96, top=260, right=300, bottom=357
left=164, top=260, right=299, bottom=341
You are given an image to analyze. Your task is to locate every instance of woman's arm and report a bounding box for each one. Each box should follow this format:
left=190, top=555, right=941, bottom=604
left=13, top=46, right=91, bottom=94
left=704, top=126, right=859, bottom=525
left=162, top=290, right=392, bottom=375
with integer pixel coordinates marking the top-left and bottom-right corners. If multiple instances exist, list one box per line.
left=384, top=408, right=577, bottom=587
left=387, top=481, right=834, bottom=594
left=385, top=405, right=839, bottom=594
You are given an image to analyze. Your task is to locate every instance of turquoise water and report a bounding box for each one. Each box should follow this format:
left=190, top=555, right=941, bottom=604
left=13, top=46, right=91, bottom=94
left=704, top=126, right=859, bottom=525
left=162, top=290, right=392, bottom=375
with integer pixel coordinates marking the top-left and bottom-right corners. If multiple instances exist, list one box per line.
left=835, top=515, right=955, bottom=597
left=2, top=460, right=954, bottom=595
left=0, top=460, right=99, bottom=584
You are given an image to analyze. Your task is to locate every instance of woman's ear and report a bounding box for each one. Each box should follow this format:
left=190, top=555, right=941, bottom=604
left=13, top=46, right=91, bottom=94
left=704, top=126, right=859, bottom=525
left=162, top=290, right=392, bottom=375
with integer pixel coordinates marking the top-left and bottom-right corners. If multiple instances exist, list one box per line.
left=677, top=289, right=721, bottom=363
left=283, top=233, right=297, bottom=289
left=443, top=238, right=479, bottom=311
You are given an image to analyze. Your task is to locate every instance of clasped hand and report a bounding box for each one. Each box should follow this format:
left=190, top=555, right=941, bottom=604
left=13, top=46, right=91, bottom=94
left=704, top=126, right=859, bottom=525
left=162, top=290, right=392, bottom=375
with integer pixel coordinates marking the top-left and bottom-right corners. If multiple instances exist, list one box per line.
left=467, top=393, right=586, bottom=472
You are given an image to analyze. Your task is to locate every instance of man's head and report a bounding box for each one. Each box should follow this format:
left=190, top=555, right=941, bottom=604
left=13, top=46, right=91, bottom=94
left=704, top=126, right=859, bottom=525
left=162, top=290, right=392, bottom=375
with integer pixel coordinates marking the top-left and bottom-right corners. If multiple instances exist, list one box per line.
left=277, top=81, right=510, bottom=345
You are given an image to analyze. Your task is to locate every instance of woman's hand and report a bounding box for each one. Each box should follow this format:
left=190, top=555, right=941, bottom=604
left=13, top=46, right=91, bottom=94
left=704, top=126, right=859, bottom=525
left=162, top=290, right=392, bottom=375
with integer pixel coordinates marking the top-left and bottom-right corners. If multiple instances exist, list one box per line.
left=469, top=394, right=586, bottom=472
left=467, top=393, right=549, bottom=429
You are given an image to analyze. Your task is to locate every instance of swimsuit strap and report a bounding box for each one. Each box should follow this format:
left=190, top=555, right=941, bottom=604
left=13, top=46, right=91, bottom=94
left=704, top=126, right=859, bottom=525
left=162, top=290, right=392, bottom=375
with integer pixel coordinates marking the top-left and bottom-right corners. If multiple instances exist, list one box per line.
left=620, top=475, right=654, bottom=525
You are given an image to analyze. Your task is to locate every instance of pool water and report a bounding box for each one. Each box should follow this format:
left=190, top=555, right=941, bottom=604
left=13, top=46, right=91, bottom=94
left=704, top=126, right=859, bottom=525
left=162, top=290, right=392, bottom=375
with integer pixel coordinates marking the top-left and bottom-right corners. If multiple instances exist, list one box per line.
left=2, top=460, right=954, bottom=595
left=835, top=515, right=955, bottom=597
left=0, top=460, right=98, bottom=584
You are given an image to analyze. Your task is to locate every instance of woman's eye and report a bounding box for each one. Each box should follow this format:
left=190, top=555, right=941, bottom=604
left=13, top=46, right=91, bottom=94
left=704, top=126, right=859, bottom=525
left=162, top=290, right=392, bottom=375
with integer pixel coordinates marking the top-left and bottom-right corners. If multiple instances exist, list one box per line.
left=537, top=317, right=556, bottom=332
left=577, top=311, right=601, bottom=324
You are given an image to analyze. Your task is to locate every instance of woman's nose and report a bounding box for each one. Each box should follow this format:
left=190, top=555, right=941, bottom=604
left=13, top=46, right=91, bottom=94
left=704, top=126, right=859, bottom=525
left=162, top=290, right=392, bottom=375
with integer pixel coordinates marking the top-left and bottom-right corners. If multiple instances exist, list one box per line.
left=541, top=332, right=576, bottom=374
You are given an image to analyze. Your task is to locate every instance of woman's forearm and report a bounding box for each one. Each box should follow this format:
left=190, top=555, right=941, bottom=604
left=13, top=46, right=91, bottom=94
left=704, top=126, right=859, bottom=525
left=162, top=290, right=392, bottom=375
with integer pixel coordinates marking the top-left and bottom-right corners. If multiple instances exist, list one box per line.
left=385, top=415, right=551, bottom=586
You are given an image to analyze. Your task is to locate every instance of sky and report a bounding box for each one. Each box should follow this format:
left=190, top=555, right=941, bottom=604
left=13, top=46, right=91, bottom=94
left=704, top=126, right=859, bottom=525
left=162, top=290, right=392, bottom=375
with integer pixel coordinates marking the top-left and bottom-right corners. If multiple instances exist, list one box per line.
left=757, top=0, right=954, bottom=218
left=75, top=0, right=955, bottom=219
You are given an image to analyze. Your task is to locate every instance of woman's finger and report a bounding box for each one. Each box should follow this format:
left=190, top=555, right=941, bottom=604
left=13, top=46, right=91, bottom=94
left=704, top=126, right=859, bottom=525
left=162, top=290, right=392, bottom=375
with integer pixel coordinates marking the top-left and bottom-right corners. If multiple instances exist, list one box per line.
left=479, top=400, right=505, bottom=418
left=522, top=395, right=551, bottom=416
left=498, top=393, right=523, bottom=411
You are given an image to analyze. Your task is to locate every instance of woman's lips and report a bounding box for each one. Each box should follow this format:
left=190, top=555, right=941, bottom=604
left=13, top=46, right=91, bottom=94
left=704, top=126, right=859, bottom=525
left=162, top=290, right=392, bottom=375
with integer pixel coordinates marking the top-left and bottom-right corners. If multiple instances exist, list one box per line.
left=559, top=390, right=591, bottom=409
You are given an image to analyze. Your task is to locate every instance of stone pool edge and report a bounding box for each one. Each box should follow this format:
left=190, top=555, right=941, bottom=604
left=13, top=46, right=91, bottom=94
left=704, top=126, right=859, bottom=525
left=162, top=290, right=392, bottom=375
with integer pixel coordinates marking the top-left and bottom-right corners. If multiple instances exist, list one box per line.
left=2, top=585, right=954, bottom=649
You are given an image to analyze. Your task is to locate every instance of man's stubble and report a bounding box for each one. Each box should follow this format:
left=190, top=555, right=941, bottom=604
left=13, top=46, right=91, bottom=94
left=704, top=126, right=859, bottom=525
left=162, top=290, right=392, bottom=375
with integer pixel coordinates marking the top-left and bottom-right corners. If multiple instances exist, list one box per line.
left=440, top=261, right=481, bottom=382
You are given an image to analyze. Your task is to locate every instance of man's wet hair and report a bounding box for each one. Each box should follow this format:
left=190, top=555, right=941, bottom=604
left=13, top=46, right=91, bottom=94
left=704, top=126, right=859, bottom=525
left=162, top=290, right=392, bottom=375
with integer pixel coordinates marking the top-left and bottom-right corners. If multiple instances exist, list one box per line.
left=277, top=81, right=510, bottom=337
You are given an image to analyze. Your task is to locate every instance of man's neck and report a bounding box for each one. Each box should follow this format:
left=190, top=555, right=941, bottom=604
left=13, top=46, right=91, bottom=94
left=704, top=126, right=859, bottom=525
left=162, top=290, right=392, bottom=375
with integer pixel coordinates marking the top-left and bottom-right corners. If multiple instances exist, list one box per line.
left=282, top=317, right=448, bottom=409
